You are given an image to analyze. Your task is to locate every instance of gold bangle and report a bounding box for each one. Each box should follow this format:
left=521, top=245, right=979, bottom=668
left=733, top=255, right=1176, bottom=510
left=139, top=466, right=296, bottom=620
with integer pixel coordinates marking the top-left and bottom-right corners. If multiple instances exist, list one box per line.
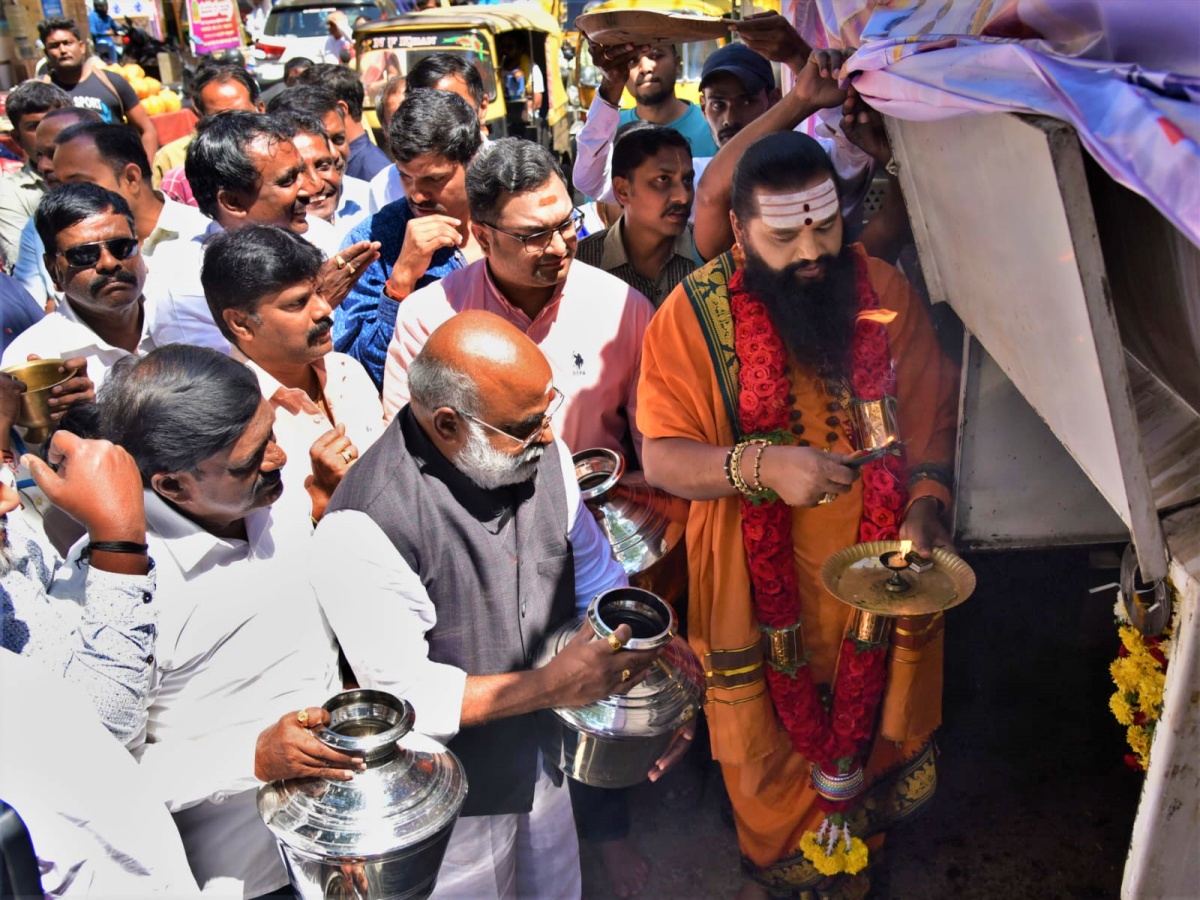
left=750, top=443, right=767, bottom=493
left=730, top=441, right=754, bottom=496
left=731, top=439, right=770, bottom=499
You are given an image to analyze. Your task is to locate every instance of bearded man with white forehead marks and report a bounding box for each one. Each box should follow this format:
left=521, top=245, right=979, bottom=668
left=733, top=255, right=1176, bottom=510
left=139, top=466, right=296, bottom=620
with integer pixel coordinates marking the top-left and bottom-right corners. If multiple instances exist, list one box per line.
left=636, top=130, right=961, bottom=899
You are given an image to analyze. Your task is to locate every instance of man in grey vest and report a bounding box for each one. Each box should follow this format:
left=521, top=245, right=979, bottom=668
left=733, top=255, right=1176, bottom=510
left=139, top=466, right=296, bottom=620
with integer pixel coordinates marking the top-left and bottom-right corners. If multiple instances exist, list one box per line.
left=314, top=311, right=688, bottom=896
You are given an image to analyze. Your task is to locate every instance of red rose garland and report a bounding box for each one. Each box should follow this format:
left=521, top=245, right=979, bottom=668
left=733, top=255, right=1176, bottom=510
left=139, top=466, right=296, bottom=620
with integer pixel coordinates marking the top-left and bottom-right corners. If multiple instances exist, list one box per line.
left=728, top=250, right=907, bottom=781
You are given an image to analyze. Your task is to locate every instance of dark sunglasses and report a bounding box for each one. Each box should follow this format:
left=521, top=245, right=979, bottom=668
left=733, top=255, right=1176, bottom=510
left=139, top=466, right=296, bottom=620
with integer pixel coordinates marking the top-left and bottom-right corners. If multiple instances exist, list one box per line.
left=56, top=237, right=140, bottom=269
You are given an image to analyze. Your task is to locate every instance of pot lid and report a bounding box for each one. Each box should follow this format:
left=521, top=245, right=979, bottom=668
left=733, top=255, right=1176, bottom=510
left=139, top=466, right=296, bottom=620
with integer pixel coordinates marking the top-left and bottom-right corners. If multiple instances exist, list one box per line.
left=257, top=690, right=467, bottom=859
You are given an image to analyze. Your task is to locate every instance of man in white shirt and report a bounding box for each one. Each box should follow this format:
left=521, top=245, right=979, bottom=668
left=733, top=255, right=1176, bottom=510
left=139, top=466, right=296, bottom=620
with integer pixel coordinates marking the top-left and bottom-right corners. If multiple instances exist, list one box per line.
left=271, top=108, right=371, bottom=241
left=0, top=649, right=210, bottom=898
left=201, top=223, right=384, bottom=526
left=95, top=343, right=360, bottom=898
left=148, top=111, right=380, bottom=353
left=368, top=53, right=491, bottom=214
left=313, top=311, right=691, bottom=898
left=3, top=183, right=153, bottom=391
left=50, top=119, right=211, bottom=257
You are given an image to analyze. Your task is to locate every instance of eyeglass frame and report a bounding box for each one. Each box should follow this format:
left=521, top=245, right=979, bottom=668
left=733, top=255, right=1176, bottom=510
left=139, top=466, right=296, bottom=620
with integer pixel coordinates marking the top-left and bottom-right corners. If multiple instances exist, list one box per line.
left=54, top=236, right=141, bottom=270
left=479, top=208, right=585, bottom=254
left=455, top=389, right=565, bottom=451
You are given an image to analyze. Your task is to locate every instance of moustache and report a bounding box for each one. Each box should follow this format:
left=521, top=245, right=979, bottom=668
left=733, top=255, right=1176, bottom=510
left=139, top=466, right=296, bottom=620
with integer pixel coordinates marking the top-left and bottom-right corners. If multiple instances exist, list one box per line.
left=663, top=204, right=690, bottom=219
left=718, top=126, right=741, bottom=144
left=784, top=253, right=839, bottom=281
left=255, top=467, right=283, bottom=497
left=290, top=196, right=310, bottom=217
left=307, top=317, right=333, bottom=345
left=88, top=269, right=138, bottom=294
left=409, top=200, right=445, bottom=216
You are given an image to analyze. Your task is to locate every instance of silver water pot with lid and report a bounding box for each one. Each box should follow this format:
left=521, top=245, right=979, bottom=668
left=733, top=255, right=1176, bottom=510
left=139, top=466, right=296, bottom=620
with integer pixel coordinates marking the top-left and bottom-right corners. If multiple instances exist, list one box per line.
left=534, top=587, right=704, bottom=788
left=257, top=689, right=467, bottom=900
left=573, top=448, right=689, bottom=602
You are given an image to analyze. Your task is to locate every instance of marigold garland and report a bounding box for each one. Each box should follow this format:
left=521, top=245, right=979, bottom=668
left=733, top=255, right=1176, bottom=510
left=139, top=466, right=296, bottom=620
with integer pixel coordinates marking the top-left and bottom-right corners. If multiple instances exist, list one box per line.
left=728, top=248, right=907, bottom=875
left=1109, top=593, right=1177, bottom=771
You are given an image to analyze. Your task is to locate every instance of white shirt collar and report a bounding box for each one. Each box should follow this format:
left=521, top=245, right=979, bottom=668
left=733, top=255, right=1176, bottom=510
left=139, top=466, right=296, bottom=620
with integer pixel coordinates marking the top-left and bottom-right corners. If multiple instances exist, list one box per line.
left=143, top=489, right=275, bottom=577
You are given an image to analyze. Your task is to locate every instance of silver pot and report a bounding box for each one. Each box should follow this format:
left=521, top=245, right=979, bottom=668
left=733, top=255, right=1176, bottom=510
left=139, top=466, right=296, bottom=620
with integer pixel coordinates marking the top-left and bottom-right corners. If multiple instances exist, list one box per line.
left=534, top=587, right=704, bottom=788
left=257, top=690, right=467, bottom=900
left=573, top=448, right=689, bottom=602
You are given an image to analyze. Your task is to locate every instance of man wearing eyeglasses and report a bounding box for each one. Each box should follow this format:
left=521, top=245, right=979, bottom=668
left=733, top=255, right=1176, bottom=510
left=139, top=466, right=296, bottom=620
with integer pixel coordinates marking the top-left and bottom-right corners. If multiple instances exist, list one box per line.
left=382, top=138, right=654, bottom=460
left=2, top=183, right=153, bottom=393
left=315, top=311, right=691, bottom=898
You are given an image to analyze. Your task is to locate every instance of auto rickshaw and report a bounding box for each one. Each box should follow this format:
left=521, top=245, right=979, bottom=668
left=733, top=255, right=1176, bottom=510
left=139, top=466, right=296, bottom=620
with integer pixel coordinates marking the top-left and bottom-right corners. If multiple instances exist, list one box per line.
left=571, top=0, right=779, bottom=109
left=354, top=2, right=574, bottom=164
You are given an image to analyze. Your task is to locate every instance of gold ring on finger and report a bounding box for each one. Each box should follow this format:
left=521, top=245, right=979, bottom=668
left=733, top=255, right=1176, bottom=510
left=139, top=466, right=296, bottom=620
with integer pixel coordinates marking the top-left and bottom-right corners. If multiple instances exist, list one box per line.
left=297, top=709, right=310, bottom=727
left=621, top=668, right=631, bottom=683
left=341, top=449, right=355, bottom=464
left=606, top=632, right=624, bottom=652
left=818, top=492, right=837, bottom=505
left=346, top=262, right=356, bottom=274
left=334, top=254, right=347, bottom=269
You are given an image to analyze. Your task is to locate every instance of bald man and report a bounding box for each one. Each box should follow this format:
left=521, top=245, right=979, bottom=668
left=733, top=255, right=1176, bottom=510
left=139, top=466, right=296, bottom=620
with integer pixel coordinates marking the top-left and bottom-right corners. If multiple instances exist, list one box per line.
left=313, top=311, right=693, bottom=897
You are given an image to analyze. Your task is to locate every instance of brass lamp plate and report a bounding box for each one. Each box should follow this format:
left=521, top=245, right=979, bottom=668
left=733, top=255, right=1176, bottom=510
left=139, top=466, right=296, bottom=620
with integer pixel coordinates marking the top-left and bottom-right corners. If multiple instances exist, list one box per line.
left=821, top=541, right=977, bottom=616
left=576, top=10, right=731, bottom=46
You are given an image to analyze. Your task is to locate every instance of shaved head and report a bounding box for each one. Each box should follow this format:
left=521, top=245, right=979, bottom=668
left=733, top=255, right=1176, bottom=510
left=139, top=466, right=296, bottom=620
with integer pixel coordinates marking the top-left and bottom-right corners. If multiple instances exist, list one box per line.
left=420, top=310, right=551, bottom=412
left=410, top=312, right=556, bottom=490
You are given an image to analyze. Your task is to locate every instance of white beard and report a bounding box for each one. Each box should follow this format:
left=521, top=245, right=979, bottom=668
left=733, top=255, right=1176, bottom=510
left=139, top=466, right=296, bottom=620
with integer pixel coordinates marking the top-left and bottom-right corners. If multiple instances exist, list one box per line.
left=457, top=421, right=545, bottom=491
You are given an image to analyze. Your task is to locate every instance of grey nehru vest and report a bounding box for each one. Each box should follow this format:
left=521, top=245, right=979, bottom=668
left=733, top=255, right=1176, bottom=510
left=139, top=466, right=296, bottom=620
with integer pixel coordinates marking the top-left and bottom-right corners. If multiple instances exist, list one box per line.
left=326, top=406, right=576, bottom=816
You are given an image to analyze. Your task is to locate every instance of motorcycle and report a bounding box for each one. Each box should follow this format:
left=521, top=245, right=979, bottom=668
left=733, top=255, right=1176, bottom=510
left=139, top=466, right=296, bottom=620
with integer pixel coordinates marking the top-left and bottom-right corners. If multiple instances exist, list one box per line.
left=118, top=17, right=174, bottom=80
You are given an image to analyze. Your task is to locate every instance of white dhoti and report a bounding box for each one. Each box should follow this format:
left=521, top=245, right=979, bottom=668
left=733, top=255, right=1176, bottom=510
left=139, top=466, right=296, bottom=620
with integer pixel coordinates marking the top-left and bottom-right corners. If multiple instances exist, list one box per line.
left=431, top=763, right=581, bottom=899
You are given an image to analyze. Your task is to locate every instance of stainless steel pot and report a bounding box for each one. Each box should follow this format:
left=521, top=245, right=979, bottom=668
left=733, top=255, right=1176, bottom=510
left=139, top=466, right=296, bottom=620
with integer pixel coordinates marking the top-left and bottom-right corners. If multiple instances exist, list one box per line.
left=257, top=690, right=467, bottom=900
left=573, top=448, right=688, bottom=602
left=534, top=587, right=704, bottom=788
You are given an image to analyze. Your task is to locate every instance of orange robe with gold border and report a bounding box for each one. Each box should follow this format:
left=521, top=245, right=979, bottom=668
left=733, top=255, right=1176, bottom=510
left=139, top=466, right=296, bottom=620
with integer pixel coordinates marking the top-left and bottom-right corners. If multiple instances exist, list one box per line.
left=636, top=247, right=960, bottom=890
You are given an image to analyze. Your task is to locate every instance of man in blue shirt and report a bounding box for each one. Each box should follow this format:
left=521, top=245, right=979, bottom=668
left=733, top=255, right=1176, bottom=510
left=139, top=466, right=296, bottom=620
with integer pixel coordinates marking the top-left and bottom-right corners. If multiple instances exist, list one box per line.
left=335, top=89, right=483, bottom=388
left=87, top=0, right=118, bottom=35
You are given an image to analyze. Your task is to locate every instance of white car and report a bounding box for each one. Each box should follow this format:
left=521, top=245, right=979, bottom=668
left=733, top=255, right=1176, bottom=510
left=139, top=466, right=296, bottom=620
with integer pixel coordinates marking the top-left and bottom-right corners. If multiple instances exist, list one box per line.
left=251, top=0, right=397, bottom=86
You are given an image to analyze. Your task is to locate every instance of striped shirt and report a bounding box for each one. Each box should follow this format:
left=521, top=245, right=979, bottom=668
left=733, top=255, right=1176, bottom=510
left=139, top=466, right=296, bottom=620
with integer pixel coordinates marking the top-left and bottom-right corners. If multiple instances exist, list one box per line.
left=575, top=217, right=699, bottom=308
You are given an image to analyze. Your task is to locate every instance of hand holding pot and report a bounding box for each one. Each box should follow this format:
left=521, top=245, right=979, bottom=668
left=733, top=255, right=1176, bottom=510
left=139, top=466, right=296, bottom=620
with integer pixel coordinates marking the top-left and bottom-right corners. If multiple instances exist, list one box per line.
left=542, top=623, right=659, bottom=707
left=255, top=707, right=367, bottom=782
left=647, top=718, right=696, bottom=782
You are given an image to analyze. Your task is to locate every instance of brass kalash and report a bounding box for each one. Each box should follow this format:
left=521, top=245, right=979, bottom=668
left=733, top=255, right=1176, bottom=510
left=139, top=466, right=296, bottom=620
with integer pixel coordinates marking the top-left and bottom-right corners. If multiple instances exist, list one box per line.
left=820, top=396, right=976, bottom=641
left=0, top=359, right=78, bottom=445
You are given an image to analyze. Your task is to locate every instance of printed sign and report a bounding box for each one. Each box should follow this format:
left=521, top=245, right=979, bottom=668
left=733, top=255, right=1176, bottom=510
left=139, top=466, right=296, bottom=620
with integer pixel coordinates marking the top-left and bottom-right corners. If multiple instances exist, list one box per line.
left=188, top=0, right=243, bottom=54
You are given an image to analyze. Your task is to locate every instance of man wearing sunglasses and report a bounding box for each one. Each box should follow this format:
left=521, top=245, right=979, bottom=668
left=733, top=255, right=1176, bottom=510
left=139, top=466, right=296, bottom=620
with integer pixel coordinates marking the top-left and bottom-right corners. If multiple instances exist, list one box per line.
left=315, top=311, right=692, bottom=897
left=2, top=183, right=152, bottom=396
left=382, top=138, right=654, bottom=461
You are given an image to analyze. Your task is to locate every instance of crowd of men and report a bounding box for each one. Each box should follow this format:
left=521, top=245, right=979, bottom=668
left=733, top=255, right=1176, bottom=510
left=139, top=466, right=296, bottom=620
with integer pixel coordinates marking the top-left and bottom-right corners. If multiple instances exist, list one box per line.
left=0, top=9, right=959, bottom=900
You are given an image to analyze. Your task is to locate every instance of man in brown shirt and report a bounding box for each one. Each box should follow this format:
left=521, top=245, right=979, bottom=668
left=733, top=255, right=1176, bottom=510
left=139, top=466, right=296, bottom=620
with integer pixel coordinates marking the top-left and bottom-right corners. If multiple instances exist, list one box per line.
left=575, top=124, right=699, bottom=309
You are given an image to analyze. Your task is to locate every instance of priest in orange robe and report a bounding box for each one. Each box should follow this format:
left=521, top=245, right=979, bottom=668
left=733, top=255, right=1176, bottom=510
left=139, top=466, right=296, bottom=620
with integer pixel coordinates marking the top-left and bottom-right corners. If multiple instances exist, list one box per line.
left=637, top=130, right=960, bottom=899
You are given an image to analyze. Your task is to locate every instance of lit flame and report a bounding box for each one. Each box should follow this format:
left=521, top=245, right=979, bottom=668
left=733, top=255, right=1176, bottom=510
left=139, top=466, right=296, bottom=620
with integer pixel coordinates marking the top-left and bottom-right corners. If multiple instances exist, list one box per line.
left=899, top=540, right=912, bottom=557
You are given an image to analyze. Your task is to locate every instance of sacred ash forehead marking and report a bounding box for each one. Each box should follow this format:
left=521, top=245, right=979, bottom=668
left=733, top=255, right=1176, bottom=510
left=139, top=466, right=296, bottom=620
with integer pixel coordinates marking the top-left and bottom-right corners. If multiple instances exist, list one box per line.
left=757, top=179, right=838, bottom=228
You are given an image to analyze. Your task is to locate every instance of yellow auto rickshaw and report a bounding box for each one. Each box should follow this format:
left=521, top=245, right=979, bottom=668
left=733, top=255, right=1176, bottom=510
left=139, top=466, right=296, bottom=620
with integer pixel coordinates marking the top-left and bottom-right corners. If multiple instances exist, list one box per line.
left=355, top=2, right=574, bottom=161
left=571, top=0, right=779, bottom=109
